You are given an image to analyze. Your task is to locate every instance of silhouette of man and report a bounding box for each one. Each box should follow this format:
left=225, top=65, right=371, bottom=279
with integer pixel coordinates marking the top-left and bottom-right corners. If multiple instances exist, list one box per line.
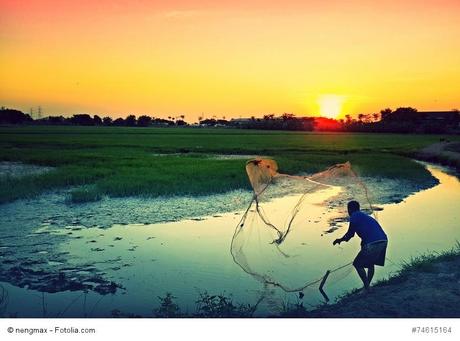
left=333, top=201, right=388, bottom=291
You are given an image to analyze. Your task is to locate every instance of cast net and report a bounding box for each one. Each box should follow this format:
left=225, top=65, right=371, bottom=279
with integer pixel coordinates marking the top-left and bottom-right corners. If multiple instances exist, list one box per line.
left=230, top=159, right=376, bottom=305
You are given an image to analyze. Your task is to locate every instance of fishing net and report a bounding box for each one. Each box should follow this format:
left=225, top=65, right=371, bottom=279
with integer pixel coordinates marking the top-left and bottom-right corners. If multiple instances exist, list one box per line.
left=231, top=159, right=376, bottom=306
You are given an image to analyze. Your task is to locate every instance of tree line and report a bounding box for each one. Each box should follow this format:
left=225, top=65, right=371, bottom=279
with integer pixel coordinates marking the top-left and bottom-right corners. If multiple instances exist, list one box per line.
left=0, top=109, right=187, bottom=127
left=0, top=106, right=459, bottom=134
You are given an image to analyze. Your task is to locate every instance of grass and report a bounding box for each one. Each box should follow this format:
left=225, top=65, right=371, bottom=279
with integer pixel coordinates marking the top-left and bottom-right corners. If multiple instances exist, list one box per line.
left=325, top=242, right=460, bottom=299
left=111, top=291, right=256, bottom=318
left=1, top=125, right=458, bottom=203
left=374, top=241, right=460, bottom=287
left=68, top=185, right=103, bottom=203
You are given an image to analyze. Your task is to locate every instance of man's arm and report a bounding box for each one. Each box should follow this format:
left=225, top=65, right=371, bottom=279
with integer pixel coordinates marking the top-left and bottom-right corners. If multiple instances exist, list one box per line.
left=333, top=223, right=355, bottom=245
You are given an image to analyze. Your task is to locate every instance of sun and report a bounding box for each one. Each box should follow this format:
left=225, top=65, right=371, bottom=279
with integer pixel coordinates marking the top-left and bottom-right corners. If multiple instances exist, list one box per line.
left=318, top=95, right=344, bottom=119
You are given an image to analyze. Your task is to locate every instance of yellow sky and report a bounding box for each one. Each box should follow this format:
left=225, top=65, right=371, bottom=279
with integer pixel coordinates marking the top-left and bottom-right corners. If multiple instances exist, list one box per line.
left=1, top=1, right=459, bottom=120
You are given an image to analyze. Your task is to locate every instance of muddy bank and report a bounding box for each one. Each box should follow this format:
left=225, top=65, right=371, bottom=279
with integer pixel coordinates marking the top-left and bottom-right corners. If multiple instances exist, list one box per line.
left=0, top=189, right=252, bottom=230
left=0, top=224, right=123, bottom=295
left=415, top=141, right=460, bottom=171
left=287, top=254, right=460, bottom=318
left=0, top=174, right=435, bottom=231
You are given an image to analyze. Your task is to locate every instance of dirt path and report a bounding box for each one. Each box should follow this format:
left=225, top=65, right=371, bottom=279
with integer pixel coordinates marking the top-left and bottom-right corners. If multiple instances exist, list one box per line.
left=294, top=255, right=460, bottom=317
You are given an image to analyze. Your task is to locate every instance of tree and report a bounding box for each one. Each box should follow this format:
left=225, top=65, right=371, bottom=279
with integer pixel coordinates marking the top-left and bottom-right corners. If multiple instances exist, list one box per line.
left=93, top=115, right=102, bottom=125
left=382, top=107, right=419, bottom=122
left=113, top=118, right=125, bottom=126
left=281, top=113, right=295, bottom=121
left=125, top=115, right=137, bottom=126
left=46, top=116, right=66, bottom=125
left=200, top=118, right=217, bottom=126
left=137, top=115, right=152, bottom=127
left=0, top=108, right=33, bottom=124
left=70, top=114, right=94, bottom=126
left=358, top=114, right=372, bottom=123
left=175, top=119, right=187, bottom=126
left=380, top=108, right=393, bottom=121
left=102, top=116, right=113, bottom=125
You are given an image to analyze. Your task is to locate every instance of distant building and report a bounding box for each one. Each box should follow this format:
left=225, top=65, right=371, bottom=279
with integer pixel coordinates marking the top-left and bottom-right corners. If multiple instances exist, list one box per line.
left=418, top=111, right=460, bottom=132
left=415, top=111, right=460, bottom=133
left=230, top=118, right=252, bottom=126
left=420, top=111, right=459, bottom=125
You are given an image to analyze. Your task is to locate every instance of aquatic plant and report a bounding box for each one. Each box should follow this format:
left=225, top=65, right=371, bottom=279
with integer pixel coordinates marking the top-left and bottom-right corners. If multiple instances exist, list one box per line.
left=154, top=293, right=181, bottom=318
left=68, top=185, right=102, bottom=203
left=194, top=291, right=255, bottom=318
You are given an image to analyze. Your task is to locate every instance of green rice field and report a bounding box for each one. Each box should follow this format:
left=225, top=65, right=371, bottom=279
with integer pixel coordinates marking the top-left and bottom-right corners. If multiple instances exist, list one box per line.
left=0, top=126, right=457, bottom=203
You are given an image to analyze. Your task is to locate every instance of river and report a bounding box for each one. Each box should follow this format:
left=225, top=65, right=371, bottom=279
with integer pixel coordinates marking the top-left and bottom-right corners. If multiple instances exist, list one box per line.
left=0, top=163, right=459, bottom=317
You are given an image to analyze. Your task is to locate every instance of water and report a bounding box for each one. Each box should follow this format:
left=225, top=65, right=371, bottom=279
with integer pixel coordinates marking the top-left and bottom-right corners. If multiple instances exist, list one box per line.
left=0, top=163, right=459, bottom=317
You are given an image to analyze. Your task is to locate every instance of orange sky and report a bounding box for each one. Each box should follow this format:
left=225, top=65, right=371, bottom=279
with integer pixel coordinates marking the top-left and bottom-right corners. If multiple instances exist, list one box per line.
left=1, top=0, right=459, bottom=120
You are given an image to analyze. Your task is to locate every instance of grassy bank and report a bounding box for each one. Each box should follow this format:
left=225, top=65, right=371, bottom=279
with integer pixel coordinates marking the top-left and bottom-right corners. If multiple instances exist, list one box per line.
left=1, top=126, right=458, bottom=203
left=282, top=243, right=460, bottom=318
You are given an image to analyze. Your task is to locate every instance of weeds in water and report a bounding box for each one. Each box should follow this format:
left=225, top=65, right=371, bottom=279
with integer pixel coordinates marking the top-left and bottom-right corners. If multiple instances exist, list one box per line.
left=194, top=291, right=255, bottom=317
left=154, top=293, right=181, bottom=318
left=279, top=298, right=309, bottom=317
left=151, top=291, right=256, bottom=317
left=68, top=185, right=102, bottom=203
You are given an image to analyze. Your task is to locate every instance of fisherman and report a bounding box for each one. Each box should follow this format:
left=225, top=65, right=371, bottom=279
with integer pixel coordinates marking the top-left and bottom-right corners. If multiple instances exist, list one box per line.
left=333, top=200, right=388, bottom=291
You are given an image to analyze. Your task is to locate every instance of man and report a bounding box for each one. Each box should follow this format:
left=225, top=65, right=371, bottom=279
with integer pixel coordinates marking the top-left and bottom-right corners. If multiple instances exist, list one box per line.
left=333, top=200, right=388, bottom=291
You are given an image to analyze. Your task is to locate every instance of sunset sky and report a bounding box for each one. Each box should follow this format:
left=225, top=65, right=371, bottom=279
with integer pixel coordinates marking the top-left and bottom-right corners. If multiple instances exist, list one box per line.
left=1, top=0, right=459, bottom=120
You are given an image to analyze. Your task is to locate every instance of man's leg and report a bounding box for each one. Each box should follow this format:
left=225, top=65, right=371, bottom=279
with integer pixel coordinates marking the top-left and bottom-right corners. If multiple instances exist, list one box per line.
left=354, top=265, right=369, bottom=290
left=367, top=265, right=375, bottom=287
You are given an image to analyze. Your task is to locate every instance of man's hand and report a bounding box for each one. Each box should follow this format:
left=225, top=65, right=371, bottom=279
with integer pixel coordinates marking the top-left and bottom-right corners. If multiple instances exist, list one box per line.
left=333, top=238, right=342, bottom=246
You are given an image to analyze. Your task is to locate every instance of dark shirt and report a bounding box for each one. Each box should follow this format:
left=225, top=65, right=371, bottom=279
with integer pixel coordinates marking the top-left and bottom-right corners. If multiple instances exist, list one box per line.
left=342, top=211, right=388, bottom=246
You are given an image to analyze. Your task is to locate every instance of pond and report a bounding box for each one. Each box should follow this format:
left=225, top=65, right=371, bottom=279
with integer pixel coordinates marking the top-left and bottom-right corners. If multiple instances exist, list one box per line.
left=0, top=163, right=459, bottom=317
